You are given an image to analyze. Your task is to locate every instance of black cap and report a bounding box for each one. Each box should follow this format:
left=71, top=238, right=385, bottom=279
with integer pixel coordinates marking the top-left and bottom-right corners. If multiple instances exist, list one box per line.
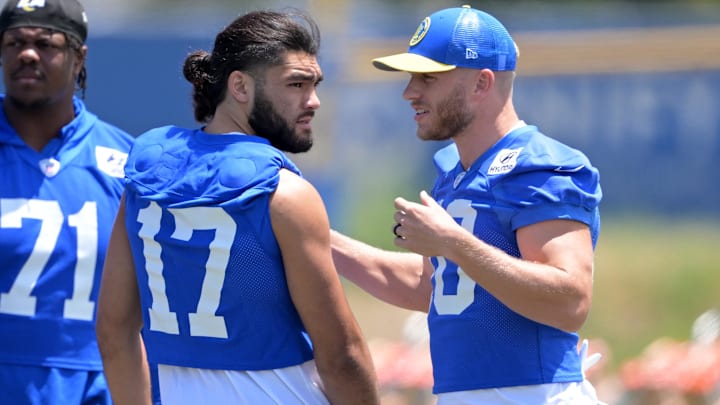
left=0, top=0, right=88, bottom=43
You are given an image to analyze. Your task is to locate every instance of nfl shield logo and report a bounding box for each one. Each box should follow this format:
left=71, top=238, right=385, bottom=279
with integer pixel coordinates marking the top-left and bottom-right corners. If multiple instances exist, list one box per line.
left=39, top=157, right=61, bottom=177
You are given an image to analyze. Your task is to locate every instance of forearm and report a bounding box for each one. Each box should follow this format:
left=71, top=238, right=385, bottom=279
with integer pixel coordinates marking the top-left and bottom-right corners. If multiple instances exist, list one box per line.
left=316, top=344, right=380, bottom=405
left=330, top=230, right=430, bottom=311
left=98, top=332, right=153, bottom=405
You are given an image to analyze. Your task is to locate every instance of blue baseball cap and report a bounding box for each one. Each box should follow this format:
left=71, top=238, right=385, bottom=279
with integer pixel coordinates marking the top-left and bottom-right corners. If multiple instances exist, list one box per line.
left=373, top=5, right=517, bottom=73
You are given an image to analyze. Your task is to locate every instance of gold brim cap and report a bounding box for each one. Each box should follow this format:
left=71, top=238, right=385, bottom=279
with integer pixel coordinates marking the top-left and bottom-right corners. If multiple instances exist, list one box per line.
left=372, top=52, right=456, bottom=73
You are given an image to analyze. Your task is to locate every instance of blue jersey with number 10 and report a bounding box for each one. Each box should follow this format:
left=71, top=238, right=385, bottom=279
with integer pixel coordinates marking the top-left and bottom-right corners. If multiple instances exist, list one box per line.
left=123, top=126, right=314, bottom=371
left=0, top=97, right=133, bottom=370
left=428, top=125, right=602, bottom=394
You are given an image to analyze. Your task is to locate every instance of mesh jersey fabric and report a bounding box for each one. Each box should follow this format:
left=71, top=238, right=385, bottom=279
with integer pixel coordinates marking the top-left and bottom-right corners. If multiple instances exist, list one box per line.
left=427, top=124, right=602, bottom=393
left=123, top=126, right=314, bottom=371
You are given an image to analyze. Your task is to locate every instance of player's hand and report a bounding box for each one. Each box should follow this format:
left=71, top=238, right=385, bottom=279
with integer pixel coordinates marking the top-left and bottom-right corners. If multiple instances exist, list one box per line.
left=392, top=190, right=461, bottom=257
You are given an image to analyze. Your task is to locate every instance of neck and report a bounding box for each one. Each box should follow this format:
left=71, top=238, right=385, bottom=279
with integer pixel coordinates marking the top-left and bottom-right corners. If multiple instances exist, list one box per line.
left=3, top=97, right=76, bottom=152
left=454, top=105, right=520, bottom=170
left=204, top=104, right=254, bottom=135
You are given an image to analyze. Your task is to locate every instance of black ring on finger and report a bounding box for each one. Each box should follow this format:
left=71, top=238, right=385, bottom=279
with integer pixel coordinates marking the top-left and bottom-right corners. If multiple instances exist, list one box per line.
left=393, top=223, right=401, bottom=238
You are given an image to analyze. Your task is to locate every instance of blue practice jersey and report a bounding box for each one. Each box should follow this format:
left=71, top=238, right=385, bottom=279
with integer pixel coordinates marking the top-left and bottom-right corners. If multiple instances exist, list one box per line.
left=123, top=126, right=314, bottom=371
left=428, top=125, right=602, bottom=393
left=0, top=97, right=133, bottom=370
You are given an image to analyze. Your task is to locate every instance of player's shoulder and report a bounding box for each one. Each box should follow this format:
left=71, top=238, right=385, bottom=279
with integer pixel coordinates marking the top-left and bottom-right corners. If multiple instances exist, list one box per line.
left=271, top=168, right=327, bottom=228
left=135, top=125, right=185, bottom=144
left=125, top=126, right=188, bottom=173
left=276, top=169, right=313, bottom=195
left=510, top=126, right=595, bottom=173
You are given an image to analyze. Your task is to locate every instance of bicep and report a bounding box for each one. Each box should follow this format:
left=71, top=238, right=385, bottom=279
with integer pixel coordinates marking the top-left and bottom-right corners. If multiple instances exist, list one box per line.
left=516, top=219, right=594, bottom=276
left=270, top=171, right=357, bottom=349
left=97, top=195, right=142, bottom=331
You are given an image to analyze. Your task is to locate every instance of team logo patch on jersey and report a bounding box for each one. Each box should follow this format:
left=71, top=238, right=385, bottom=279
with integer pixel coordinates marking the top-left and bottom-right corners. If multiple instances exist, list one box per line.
left=95, top=146, right=128, bottom=178
left=487, top=148, right=523, bottom=175
left=38, top=157, right=61, bottom=177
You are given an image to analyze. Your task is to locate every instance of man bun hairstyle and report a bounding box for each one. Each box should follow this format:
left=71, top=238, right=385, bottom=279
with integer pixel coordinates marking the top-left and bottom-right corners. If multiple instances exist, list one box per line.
left=183, top=8, right=320, bottom=123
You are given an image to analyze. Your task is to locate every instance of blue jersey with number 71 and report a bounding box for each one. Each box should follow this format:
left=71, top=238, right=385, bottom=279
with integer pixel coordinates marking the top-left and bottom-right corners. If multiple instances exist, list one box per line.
left=0, top=97, right=133, bottom=370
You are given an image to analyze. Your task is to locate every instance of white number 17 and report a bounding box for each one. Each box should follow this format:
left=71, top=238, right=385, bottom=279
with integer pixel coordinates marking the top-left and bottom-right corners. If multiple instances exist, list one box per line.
left=136, top=202, right=234, bottom=339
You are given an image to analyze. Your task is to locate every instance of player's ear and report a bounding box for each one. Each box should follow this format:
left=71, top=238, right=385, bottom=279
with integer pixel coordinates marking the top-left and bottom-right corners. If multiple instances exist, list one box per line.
left=227, top=71, right=253, bottom=103
left=73, top=44, right=87, bottom=76
left=474, top=69, right=494, bottom=94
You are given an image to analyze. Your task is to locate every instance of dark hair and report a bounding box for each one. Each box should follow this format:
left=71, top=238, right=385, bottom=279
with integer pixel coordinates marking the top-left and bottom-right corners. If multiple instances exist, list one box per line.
left=66, top=33, right=86, bottom=98
left=183, top=9, right=320, bottom=123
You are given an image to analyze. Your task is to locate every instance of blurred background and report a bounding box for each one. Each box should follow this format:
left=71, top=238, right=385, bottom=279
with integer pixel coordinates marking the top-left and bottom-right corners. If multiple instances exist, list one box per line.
left=15, top=0, right=720, bottom=403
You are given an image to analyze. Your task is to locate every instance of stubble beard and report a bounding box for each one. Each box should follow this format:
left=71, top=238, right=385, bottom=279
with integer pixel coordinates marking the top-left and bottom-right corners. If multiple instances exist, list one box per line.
left=417, top=86, right=474, bottom=142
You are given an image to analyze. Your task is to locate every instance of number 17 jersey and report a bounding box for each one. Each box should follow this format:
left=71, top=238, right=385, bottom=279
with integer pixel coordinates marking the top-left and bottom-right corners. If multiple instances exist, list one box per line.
left=123, top=126, right=314, bottom=371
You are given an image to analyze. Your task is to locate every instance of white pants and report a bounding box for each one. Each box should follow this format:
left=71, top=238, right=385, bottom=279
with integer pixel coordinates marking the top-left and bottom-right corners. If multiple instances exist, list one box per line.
left=157, top=360, right=330, bottom=405
left=437, top=379, right=605, bottom=405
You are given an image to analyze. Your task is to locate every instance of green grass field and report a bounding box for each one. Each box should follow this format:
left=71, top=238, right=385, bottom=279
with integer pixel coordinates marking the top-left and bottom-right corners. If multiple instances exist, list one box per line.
left=583, top=215, right=720, bottom=369
left=341, top=204, right=720, bottom=373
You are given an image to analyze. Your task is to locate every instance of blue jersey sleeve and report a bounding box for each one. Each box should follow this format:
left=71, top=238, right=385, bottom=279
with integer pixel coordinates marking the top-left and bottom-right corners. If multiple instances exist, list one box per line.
left=491, top=132, right=602, bottom=242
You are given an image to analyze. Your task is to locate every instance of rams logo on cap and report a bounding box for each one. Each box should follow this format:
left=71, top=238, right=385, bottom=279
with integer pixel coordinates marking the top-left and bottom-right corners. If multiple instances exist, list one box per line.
left=409, top=17, right=430, bottom=47
left=16, top=0, right=46, bottom=12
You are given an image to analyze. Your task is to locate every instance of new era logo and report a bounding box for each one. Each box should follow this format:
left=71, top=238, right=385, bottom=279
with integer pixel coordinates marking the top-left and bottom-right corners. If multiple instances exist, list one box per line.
left=466, top=48, right=478, bottom=60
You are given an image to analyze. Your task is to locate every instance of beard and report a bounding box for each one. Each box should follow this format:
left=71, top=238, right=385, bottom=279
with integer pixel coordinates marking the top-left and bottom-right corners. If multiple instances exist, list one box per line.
left=248, top=88, right=313, bottom=154
left=6, top=93, right=53, bottom=111
left=418, top=84, right=474, bottom=142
